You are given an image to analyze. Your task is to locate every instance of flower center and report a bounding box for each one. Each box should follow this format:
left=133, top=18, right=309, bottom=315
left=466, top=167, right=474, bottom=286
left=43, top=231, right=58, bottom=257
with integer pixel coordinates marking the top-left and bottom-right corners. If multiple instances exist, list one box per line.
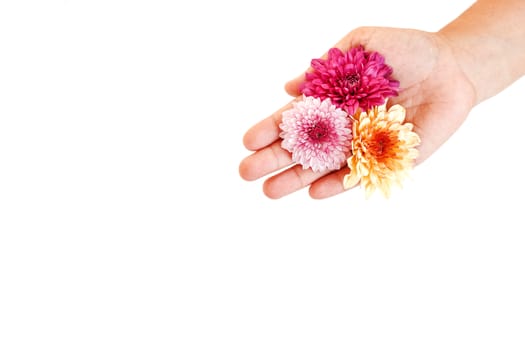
left=343, top=73, right=360, bottom=86
left=307, top=122, right=330, bottom=143
left=367, top=130, right=397, bottom=161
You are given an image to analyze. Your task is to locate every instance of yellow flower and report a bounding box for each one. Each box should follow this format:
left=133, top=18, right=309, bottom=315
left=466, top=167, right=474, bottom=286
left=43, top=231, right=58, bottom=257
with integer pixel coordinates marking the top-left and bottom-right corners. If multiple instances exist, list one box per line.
left=343, top=103, right=420, bottom=198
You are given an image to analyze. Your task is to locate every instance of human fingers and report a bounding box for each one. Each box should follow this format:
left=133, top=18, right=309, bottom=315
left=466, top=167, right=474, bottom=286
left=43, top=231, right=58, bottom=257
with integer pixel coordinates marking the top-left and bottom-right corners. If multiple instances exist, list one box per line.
left=262, top=164, right=331, bottom=199
left=308, top=168, right=351, bottom=199
left=242, top=98, right=300, bottom=152
left=239, top=140, right=293, bottom=181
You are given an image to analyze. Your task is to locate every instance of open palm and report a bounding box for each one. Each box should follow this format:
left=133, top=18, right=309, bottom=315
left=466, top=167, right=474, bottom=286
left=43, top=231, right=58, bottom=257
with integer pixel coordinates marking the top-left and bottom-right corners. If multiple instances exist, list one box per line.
left=239, top=27, right=476, bottom=199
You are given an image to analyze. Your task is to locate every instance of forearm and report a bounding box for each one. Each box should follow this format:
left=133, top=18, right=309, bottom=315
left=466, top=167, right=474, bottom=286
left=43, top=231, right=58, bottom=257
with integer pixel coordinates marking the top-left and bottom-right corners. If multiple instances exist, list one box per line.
left=438, top=0, right=525, bottom=104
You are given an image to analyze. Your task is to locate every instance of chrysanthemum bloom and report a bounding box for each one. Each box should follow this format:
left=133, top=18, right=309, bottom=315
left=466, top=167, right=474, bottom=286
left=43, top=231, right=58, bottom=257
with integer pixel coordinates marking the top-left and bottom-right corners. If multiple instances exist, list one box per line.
left=300, top=46, right=399, bottom=115
left=343, top=103, right=420, bottom=198
left=280, top=96, right=352, bottom=172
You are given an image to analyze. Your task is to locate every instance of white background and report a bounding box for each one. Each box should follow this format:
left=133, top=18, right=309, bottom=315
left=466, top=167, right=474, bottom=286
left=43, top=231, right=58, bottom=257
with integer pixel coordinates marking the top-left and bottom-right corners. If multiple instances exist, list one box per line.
left=1, top=1, right=524, bottom=349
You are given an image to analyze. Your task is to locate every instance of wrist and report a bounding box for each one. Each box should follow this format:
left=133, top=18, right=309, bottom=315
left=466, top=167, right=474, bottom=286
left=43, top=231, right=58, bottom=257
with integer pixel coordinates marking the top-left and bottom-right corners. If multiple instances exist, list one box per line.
left=437, top=27, right=516, bottom=105
left=437, top=0, right=525, bottom=105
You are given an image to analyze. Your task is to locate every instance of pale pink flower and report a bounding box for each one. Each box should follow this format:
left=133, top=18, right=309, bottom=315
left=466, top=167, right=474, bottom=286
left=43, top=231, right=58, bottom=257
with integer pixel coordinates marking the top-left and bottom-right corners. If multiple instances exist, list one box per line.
left=279, top=96, right=352, bottom=172
left=300, top=46, right=399, bottom=115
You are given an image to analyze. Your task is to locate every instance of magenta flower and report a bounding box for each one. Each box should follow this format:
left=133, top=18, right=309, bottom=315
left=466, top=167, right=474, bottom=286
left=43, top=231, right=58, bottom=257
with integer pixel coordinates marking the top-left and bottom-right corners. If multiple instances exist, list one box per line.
left=300, top=46, right=399, bottom=115
left=279, top=96, right=352, bottom=172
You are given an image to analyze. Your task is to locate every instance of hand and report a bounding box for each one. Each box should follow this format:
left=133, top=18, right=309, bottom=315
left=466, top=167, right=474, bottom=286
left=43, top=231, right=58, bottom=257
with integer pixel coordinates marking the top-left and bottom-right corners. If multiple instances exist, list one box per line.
left=239, top=27, right=476, bottom=199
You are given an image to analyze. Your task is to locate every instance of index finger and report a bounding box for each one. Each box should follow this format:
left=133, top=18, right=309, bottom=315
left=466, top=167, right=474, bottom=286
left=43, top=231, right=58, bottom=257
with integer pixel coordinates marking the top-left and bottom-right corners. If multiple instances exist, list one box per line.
left=242, top=97, right=300, bottom=151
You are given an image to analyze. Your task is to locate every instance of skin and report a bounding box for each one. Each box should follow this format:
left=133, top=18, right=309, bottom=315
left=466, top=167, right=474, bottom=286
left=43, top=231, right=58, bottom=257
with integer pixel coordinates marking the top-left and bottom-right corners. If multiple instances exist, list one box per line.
left=239, top=0, right=525, bottom=199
